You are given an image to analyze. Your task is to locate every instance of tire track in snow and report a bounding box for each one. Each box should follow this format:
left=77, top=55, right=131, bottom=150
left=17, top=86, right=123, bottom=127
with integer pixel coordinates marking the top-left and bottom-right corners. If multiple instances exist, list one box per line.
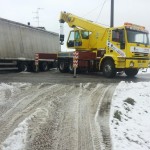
left=0, top=83, right=117, bottom=150
left=26, top=84, right=78, bottom=150
left=0, top=84, right=68, bottom=145
left=96, top=84, right=117, bottom=150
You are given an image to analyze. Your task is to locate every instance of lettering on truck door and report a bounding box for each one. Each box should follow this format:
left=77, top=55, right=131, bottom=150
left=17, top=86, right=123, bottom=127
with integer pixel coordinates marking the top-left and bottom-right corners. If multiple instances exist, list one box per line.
left=107, top=29, right=126, bottom=57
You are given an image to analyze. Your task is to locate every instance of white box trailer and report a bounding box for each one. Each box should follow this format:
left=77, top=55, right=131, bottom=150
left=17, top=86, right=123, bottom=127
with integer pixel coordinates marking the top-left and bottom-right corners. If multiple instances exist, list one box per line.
left=0, top=17, right=60, bottom=71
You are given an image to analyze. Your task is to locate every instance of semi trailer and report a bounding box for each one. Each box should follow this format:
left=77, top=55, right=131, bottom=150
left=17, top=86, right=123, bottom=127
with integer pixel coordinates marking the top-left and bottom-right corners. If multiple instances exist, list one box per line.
left=58, top=11, right=150, bottom=78
left=0, top=17, right=60, bottom=72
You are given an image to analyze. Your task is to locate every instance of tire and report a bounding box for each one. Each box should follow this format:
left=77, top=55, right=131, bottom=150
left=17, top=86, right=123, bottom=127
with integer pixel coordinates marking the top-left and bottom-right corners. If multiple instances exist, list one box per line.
left=102, top=59, right=116, bottom=78
left=39, top=62, right=49, bottom=72
left=53, top=61, right=58, bottom=68
left=68, top=61, right=74, bottom=73
left=18, top=62, right=28, bottom=72
left=124, top=68, right=139, bottom=77
left=58, top=61, right=68, bottom=73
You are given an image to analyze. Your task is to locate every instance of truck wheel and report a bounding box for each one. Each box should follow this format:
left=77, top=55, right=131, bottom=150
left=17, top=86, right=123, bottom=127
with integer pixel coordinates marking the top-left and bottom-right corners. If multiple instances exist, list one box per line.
left=68, top=62, right=74, bottom=73
left=59, top=61, right=68, bottom=73
left=18, top=62, right=28, bottom=72
left=30, top=63, right=39, bottom=72
left=39, top=62, right=49, bottom=72
left=103, top=59, right=116, bottom=78
left=124, top=68, right=139, bottom=77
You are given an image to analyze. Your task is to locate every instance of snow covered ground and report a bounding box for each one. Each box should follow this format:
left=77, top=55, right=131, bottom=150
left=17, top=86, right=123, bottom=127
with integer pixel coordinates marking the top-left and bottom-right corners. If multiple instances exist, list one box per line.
left=139, top=68, right=150, bottom=74
left=1, top=108, right=47, bottom=150
left=0, top=68, right=150, bottom=150
left=110, top=68, right=150, bottom=150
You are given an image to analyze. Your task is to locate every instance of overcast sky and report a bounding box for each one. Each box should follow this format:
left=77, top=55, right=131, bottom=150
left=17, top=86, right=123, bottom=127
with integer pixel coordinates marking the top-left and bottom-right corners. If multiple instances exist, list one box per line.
left=0, top=0, right=150, bottom=50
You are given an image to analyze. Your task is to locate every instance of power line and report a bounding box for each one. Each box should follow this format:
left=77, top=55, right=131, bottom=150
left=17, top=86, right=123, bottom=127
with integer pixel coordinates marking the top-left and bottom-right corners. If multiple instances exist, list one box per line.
left=82, top=0, right=104, bottom=17
left=96, top=0, right=108, bottom=22
left=82, top=0, right=109, bottom=27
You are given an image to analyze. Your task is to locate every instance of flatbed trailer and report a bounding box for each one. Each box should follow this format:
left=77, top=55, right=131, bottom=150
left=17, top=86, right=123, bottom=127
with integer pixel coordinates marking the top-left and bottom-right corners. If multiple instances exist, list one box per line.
left=57, top=51, right=100, bottom=73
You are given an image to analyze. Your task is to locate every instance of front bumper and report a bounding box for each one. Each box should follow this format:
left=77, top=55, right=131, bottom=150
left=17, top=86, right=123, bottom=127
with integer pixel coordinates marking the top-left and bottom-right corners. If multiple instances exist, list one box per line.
left=125, top=59, right=150, bottom=68
left=115, top=57, right=150, bottom=68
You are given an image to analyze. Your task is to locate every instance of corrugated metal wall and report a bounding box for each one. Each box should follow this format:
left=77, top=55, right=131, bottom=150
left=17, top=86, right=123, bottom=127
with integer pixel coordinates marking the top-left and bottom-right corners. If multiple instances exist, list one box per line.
left=0, top=18, right=61, bottom=59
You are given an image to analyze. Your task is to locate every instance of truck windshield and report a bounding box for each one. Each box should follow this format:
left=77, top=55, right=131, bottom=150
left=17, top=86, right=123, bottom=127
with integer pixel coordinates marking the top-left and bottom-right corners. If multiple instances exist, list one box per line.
left=126, top=29, right=149, bottom=45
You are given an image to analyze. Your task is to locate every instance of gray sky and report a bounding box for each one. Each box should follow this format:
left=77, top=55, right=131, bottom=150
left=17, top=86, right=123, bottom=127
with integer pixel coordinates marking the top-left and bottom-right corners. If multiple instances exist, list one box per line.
left=0, top=0, right=150, bottom=50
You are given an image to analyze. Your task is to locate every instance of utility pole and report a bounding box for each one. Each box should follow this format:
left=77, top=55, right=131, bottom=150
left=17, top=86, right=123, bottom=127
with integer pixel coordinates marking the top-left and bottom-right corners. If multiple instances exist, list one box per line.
left=110, top=0, right=114, bottom=27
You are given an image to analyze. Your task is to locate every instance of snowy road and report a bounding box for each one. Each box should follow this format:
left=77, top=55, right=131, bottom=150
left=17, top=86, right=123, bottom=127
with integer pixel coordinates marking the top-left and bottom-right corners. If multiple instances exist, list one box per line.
left=0, top=82, right=116, bottom=150
left=0, top=69, right=149, bottom=150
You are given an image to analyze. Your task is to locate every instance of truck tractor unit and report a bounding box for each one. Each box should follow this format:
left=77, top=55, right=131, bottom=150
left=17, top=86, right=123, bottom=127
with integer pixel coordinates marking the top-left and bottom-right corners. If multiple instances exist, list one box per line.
left=58, top=11, right=150, bottom=78
left=0, top=17, right=60, bottom=72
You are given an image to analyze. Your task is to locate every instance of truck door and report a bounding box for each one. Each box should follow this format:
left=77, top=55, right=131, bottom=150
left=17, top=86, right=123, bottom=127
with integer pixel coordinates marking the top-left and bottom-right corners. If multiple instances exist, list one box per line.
left=67, top=30, right=89, bottom=49
left=67, top=30, right=82, bottom=48
left=80, top=30, right=89, bottom=48
left=67, top=31, right=75, bottom=47
left=111, top=29, right=126, bottom=56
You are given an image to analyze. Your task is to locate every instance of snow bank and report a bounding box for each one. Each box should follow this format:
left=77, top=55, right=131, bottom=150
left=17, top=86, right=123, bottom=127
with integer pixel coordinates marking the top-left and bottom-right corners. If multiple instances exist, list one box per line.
left=1, top=107, right=48, bottom=150
left=110, top=81, right=150, bottom=150
left=0, top=83, right=32, bottom=104
left=1, top=119, right=28, bottom=150
left=139, top=68, right=150, bottom=74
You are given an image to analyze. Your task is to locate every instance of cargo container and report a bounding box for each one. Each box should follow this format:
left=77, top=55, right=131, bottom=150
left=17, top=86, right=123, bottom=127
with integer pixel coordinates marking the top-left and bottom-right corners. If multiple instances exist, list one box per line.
left=0, top=17, right=60, bottom=71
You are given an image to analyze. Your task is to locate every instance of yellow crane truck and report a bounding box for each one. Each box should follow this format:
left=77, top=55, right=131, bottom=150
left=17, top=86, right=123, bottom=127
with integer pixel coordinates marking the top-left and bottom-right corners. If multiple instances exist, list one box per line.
left=58, top=11, right=150, bottom=78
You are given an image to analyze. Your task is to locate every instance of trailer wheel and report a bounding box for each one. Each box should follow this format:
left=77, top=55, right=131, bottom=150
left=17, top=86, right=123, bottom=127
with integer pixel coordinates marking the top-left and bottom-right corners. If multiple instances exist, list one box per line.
left=39, top=62, right=49, bottom=72
left=124, top=68, right=139, bottom=77
left=68, top=61, right=74, bottom=73
left=103, top=59, right=116, bottom=78
left=59, top=61, right=68, bottom=73
left=18, top=62, right=28, bottom=72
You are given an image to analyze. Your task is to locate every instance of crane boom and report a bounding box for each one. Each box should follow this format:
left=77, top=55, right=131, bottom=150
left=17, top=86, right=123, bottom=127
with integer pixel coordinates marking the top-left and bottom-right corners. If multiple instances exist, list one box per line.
left=59, top=11, right=108, bottom=49
left=59, top=11, right=107, bottom=32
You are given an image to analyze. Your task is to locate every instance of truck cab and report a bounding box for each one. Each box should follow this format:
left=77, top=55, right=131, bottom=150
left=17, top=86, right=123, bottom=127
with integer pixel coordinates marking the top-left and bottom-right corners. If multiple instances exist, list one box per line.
left=67, top=29, right=90, bottom=50
left=107, top=23, right=150, bottom=69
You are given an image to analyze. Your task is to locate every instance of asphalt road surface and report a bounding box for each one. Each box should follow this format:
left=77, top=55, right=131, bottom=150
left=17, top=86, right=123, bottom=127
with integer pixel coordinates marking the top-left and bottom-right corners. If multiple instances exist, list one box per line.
left=0, top=69, right=149, bottom=150
left=0, top=69, right=150, bottom=84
